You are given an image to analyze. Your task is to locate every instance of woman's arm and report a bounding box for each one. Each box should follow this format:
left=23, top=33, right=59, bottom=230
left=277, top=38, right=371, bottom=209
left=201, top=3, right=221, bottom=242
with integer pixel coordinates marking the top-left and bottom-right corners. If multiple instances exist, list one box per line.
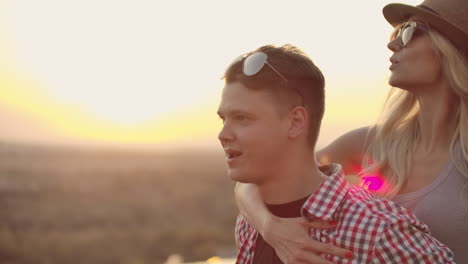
left=234, top=183, right=269, bottom=232
left=235, top=183, right=352, bottom=263
left=316, top=126, right=372, bottom=175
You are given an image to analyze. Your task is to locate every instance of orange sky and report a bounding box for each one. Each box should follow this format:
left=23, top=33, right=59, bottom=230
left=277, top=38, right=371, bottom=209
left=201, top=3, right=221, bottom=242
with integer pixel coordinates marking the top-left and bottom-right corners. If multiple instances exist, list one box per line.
left=0, top=0, right=417, bottom=149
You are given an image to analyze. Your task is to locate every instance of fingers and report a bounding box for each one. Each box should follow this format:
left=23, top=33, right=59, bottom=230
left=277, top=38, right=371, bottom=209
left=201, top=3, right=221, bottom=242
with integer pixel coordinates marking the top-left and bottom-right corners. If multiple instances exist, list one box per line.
left=301, top=219, right=353, bottom=259
left=267, top=216, right=354, bottom=263
left=302, top=219, right=337, bottom=230
left=301, top=240, right=353, bottom=260
left=276, top=246, right=334, bottom=264
left=288, top=249, right=334, bottom=264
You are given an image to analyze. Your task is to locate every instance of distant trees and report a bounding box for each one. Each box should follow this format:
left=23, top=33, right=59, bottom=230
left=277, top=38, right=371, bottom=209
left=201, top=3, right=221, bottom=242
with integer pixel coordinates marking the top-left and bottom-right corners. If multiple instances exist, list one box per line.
left=0, top=144, right=237, bottom=263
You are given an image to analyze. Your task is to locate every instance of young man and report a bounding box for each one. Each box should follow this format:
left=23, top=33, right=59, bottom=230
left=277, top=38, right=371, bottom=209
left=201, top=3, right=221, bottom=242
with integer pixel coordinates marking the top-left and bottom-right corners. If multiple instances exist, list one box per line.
left=217, top=44, right=455, bottom=263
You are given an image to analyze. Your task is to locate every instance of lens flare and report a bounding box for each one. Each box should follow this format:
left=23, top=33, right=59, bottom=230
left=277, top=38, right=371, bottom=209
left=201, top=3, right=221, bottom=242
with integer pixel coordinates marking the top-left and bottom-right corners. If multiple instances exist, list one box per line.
left=361, top=175, right=384, bottom=192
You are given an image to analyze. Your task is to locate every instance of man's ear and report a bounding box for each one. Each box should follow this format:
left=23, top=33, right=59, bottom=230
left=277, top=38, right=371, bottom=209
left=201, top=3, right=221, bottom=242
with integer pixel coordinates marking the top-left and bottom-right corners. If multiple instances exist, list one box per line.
left=288, top=106, right=308, bottom=139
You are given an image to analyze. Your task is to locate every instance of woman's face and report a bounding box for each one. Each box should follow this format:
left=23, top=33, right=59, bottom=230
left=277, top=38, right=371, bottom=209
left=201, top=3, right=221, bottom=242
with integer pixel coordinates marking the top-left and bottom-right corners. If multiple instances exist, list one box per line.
left=387, top=19, right=443, bottom=91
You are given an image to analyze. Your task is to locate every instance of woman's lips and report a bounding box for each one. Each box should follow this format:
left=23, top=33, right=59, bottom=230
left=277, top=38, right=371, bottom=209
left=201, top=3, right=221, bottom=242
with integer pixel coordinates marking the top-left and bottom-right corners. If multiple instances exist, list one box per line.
left=389, top=57, right=399, bottom=70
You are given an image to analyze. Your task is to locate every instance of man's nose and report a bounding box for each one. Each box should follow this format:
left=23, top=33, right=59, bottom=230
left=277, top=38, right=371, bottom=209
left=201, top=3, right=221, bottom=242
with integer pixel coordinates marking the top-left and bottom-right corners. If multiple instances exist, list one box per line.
left=218, top=123, right=234, bottom=144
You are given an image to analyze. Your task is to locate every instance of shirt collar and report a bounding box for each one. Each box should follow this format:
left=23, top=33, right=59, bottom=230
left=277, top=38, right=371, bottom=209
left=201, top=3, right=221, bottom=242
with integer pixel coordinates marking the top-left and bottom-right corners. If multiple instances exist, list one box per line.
left=301, top=163, right=350, bottom=221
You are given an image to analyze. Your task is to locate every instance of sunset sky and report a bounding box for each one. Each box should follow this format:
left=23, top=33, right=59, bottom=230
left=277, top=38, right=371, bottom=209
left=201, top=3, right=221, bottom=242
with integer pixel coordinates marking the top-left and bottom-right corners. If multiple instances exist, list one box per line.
left=1, top=0, right=421, bottom=149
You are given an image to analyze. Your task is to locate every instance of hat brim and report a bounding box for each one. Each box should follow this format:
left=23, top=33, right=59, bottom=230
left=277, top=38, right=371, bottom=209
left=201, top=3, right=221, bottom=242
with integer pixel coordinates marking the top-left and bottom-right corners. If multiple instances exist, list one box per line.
left=383, top=3, right=468, bottom=54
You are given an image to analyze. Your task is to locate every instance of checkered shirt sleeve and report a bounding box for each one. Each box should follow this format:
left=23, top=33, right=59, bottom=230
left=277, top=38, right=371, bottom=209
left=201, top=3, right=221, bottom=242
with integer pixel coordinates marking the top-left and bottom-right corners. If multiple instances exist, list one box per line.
left=372, top=221, right=456, bottom=263
left=232, top=164, right=456, bottom=264
left=235, top=215, right=256, bottom=264
left=235, top=215, right=248, bottom=249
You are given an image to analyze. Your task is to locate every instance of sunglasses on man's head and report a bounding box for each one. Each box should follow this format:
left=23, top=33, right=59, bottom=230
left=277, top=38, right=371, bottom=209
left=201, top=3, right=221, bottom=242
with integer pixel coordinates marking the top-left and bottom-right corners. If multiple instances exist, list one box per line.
left=228, top=51, right=305, bottom=106
left=396, top=21, right=430, bottom=47
left=242, top=52, right=288, bottom=82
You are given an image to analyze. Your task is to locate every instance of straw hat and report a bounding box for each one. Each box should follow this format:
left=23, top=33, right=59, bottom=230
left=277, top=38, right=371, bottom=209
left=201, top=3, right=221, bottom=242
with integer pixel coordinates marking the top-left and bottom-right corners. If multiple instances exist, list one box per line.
left=383, top=0, right=468, bottom=55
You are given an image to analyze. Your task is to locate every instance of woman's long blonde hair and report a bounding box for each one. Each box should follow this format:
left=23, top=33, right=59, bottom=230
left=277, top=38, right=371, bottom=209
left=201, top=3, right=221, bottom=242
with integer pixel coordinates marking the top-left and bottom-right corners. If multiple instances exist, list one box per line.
left=363, top=26, right=468, bottom=198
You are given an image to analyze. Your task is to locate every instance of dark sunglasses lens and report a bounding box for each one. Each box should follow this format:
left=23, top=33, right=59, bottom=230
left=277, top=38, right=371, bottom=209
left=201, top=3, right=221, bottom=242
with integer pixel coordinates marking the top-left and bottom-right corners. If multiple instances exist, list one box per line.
left=243, top=52, right=267, bottom=76
left=401, top=24, right=414, bottom=46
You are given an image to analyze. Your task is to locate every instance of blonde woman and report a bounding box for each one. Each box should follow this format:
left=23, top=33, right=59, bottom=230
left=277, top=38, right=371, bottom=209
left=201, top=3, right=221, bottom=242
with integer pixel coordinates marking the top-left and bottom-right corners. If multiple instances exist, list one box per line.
left=234, top=0, right=468, bottom=263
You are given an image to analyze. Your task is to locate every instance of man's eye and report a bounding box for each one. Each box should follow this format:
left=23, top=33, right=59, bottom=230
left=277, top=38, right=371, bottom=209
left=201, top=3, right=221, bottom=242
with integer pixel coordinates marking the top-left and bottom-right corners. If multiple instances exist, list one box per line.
left=234, top=115, right=247, bottom=121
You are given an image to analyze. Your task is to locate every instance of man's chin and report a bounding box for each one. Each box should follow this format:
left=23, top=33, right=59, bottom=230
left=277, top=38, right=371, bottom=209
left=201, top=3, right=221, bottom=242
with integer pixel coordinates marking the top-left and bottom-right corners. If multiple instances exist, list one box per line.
left=228, top=170, right=253, bottom=183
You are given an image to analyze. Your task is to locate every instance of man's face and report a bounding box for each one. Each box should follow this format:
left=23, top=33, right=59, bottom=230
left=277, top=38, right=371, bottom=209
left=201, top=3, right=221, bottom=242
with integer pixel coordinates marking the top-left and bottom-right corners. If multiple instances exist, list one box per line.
left=217, top=82, right=290, bottom=185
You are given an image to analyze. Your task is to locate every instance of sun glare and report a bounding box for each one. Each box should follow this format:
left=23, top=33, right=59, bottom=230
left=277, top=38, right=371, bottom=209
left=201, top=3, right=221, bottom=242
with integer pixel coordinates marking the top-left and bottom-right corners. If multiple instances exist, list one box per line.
left=0, top=0, right=416, bottom=146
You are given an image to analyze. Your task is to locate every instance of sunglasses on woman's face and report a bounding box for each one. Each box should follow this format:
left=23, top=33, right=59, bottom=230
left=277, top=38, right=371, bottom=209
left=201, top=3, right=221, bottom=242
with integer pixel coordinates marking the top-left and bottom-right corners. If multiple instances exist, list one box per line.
left=396, top=21, right=430, bottom=47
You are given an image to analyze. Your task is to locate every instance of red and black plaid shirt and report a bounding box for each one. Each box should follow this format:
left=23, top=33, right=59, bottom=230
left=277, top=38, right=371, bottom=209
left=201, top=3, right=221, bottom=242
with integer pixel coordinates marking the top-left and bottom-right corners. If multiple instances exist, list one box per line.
left=235, top=164, right=455, bottom=264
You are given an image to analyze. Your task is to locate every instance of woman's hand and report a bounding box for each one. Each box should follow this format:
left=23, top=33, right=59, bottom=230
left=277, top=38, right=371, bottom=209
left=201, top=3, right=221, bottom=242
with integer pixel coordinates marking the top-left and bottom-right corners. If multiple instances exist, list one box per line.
left=235, top=183, right=353, bottom=263
left=261, top=216, right=353, bottom=264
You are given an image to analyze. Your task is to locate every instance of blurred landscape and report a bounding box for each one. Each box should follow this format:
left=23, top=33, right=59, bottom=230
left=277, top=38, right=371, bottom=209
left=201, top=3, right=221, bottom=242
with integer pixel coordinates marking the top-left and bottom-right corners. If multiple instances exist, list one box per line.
left=0, top=141, right=237, bottom=264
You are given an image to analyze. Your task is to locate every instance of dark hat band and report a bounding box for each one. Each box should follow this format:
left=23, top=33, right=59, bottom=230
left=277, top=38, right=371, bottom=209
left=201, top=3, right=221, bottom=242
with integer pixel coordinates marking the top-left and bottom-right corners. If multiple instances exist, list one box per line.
left=383, top=1, right=468, bottom=56
left=417, top=5, right=440, bottom=15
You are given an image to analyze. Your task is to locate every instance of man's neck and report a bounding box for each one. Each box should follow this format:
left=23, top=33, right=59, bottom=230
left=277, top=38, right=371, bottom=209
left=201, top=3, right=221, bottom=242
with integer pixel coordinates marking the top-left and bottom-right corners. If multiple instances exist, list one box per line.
left=257, top=156, right=325, bottom=205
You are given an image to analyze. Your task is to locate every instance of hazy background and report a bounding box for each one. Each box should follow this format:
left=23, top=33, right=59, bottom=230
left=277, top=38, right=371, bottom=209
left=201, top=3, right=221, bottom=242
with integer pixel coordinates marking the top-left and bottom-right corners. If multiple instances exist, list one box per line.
left=0, top=0, right=420, bottom=263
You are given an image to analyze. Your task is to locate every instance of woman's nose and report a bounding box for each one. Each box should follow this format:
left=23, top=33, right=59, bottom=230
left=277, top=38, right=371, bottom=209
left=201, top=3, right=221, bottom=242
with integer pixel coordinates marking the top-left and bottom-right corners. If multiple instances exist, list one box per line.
left=387, top=37, right=402, bottom=52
